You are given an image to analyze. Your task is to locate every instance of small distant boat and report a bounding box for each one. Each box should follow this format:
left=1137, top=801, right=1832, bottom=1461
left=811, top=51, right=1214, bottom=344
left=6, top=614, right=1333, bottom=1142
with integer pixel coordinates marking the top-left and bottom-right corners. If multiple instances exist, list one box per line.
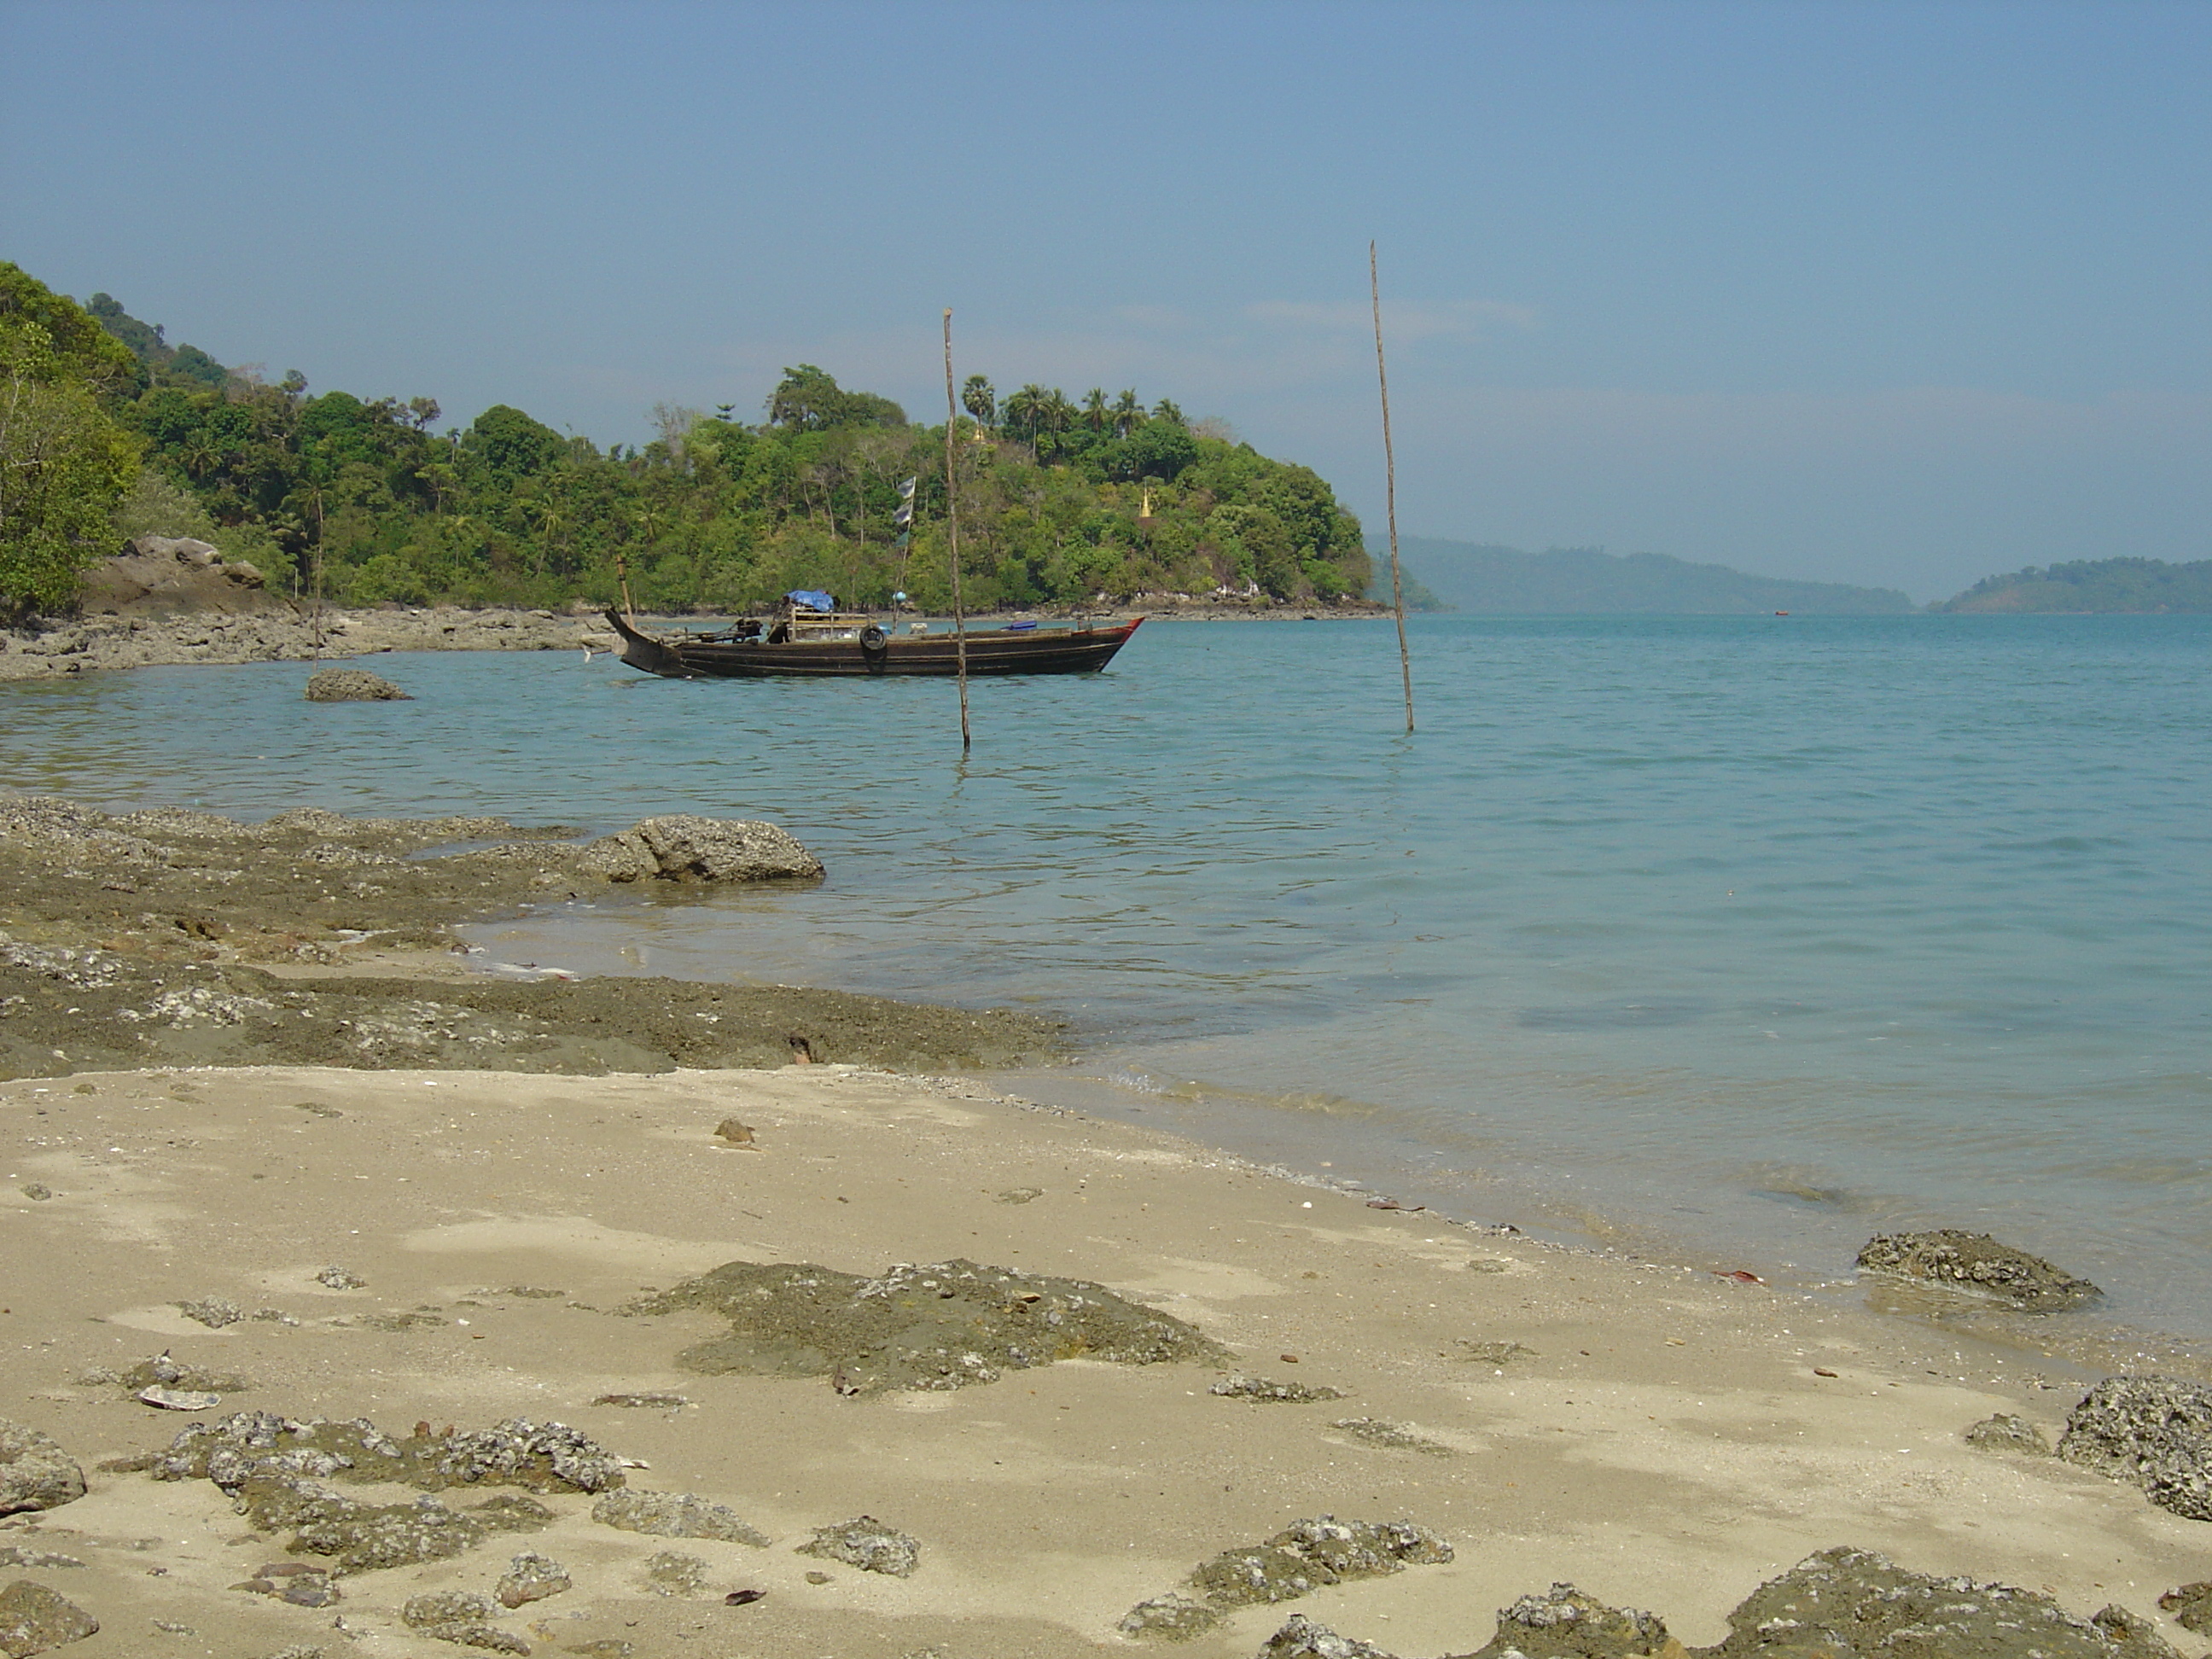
left=605, top=592, right=1143, bottom=679
left=1774, top=610, right=1790, bottom=616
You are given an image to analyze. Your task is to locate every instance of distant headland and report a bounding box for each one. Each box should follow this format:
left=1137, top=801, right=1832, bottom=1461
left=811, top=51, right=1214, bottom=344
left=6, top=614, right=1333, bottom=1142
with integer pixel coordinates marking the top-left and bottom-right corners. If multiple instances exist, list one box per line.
left=1377, top=537, right=1913, bottom=614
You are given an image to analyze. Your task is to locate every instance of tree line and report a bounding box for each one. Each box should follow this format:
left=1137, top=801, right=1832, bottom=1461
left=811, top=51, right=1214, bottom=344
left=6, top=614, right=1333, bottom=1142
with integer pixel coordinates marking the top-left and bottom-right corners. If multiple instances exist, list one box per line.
left=1, top=262, right=1371, bottom=620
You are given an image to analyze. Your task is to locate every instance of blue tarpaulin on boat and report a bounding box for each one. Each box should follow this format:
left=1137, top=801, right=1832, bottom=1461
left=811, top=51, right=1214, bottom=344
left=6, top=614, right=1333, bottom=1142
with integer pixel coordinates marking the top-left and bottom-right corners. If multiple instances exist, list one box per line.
left=785, top=590, right=835, bottom=613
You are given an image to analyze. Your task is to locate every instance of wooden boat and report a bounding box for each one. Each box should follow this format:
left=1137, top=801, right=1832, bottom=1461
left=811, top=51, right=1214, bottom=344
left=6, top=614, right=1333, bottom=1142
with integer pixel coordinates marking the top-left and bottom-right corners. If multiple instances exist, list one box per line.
left=604, top=604, right=1144, bottom=679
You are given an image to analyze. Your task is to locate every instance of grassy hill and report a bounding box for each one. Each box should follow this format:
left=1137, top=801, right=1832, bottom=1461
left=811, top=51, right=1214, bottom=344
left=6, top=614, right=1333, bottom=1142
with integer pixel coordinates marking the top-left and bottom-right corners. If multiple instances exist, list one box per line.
left=1380, top=537, right=1913, bottom=615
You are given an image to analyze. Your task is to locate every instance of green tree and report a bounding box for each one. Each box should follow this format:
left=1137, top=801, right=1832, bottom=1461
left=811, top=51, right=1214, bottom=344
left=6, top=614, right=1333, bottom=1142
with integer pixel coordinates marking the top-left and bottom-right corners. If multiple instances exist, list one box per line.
left=765, top=364, right=905, bottom=432
left=961, top=375, right=996, bottom=428
left=0, top=268, right=142, bottom=616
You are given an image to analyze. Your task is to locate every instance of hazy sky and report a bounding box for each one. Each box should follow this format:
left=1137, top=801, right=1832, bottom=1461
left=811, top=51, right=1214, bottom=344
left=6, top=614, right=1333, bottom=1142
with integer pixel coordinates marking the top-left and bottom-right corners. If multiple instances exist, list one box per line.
left=6, top=0, right=2207, bottom=600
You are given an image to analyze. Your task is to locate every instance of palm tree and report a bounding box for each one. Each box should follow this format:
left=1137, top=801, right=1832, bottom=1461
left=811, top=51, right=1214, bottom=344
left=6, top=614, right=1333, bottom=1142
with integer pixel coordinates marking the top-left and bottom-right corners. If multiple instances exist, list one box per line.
left=1113, top=389, right=1144, bottom=438
left=1150, top=397, right=1186, bottom=427
left=1041, top=390, right=1075, bottom=436
left=961, top=375, right=996, bottom=428
left=1081, top=387, right=1109, bottom=433
left=1003, top=384, right=1049, bottom=445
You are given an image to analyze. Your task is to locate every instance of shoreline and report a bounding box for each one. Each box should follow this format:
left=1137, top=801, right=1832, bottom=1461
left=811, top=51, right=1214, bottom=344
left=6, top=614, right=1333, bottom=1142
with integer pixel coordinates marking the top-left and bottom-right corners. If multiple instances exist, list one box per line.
left=2, top=1060, right=2205, bottom=1656
left=10, top=787, right=2207, bottom=1385
left=0, top=597, right=1401, bottom=684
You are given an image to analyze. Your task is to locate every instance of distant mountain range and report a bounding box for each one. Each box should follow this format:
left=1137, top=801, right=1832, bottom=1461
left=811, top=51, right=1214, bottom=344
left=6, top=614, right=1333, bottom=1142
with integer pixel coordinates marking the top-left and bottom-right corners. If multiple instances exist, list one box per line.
left=1931, top=556, right=2212, bottom=613
left=1371, top=538, right=1913, bottom=614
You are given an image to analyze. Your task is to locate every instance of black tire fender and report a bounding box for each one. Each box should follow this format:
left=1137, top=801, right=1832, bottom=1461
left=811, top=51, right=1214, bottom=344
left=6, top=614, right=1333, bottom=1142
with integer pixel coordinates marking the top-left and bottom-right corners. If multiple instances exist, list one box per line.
left=860, top=625, right=888, bottom=652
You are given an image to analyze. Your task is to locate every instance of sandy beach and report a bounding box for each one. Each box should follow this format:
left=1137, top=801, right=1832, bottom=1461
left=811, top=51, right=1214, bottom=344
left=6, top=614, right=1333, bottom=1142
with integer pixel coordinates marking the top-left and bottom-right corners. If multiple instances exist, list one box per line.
left=2, top=789, right=2207, bottom=1656
left=3, top=1054, right=2208, bottom=1658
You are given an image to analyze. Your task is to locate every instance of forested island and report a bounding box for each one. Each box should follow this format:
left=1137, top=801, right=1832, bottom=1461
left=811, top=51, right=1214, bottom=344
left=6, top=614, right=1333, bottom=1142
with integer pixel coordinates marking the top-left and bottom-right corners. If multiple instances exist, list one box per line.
left=1933, top=556, right=2212, bottom=613
left=1388, top=537, right=1913, bottom=614
left=0, top=262, right=1371, bottom=620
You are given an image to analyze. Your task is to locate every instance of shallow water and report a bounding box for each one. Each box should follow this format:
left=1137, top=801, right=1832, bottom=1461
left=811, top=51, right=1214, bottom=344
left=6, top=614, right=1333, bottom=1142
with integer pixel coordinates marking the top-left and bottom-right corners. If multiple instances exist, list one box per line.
left=5, top=614, right=2208, bottom=1335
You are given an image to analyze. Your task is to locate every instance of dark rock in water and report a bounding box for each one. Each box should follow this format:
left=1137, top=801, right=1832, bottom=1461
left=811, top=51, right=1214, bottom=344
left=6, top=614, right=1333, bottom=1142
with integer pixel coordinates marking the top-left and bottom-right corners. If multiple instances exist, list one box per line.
left=1702, top=1545, right=2182, bottom=1656
left=1259, top=1614, right=1401, bottom=1658
left=2158, top=1582, right=2212, bottom=1634
left=1117, top=1593, right=1224, bottom=1642
left=589, top=1488, right=767, bottom=1546
left=636, top=1256, right=1229, bottom=1394
left=304, top=668, right=411, bottom=702
left=1179, top=1516, right=1452, bottom=1610
left=0, top=1422, right=85, bottom=1516
left=1209, top=1375, right=1346, bottom=1404
left=2059, top=1374, right=2212, bottom=1521
left=1965, top=1412, right=2052, bottom=1454
left=0, top=1580, right=99, bottom=1654
left=796, top=1516, right=919, bottom=1578
left=579, top=815, right=824, bottom=884
left=1446, top=1581, right=1670, bottom=1657
left=1855, top=1230, right=2100, bottom=1311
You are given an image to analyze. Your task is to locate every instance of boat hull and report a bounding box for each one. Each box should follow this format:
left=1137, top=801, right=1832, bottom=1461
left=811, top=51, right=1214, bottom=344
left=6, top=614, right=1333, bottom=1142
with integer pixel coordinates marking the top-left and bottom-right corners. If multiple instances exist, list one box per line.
left=605, top=610, right=1143, bottom=678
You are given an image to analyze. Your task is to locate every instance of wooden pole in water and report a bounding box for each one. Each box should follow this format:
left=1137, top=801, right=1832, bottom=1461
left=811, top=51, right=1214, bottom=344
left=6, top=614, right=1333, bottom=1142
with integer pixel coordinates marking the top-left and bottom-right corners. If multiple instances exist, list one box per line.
left=1371, top=241, right=1415, bottom=735
left=941, top=308, right=972, bottom=751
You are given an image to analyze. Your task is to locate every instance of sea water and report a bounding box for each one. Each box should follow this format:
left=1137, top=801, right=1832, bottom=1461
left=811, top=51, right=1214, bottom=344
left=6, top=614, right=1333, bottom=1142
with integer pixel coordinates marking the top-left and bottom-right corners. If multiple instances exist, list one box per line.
left=4, top=615, right=2208, bottom=1335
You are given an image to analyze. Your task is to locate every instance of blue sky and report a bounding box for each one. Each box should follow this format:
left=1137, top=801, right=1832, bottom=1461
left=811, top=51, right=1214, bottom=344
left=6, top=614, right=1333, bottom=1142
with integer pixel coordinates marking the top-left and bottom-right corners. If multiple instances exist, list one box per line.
left=5, top=0, right=2207, bottom=599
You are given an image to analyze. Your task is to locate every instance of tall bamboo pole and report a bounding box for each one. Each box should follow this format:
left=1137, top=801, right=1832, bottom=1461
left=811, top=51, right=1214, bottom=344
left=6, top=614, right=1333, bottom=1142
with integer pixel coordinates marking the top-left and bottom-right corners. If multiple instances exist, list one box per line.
left=1371, top=242, right=1415, bottom=735
left=941, top=309, right=972, bottom=750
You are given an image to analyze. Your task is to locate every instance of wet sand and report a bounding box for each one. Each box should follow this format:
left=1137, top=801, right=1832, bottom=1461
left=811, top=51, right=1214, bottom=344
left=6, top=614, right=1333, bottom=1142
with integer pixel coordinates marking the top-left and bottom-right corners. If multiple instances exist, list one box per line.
left=2, top=1061, right=2206, bottom=1657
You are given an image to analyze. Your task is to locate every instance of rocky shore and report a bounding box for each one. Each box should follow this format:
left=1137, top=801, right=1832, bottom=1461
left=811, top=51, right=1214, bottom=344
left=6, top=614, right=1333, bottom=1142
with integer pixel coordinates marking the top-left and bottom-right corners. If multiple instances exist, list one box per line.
left=0, top=795, right=1062, bottom=1081
left=0, top=603, right=610, bottom=684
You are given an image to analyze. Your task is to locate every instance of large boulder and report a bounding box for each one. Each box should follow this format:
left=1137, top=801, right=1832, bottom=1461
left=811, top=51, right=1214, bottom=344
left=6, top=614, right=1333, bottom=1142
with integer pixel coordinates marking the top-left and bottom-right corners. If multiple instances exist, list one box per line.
left=1855, top=1229, right=2100, bottom=1311
left=580, top=815, right=824, bottom=883
left=2059, top=1374, right=2212, bottom=1521
left=0, top=1423, right=84, bottom=1516
left=305, top=667, right=411, bottom=702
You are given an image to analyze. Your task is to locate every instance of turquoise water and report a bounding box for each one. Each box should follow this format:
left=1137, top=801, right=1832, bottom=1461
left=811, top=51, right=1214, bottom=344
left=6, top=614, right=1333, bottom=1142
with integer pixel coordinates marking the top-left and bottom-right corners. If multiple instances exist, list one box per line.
left=4, top=615, right=2209, bottom=1333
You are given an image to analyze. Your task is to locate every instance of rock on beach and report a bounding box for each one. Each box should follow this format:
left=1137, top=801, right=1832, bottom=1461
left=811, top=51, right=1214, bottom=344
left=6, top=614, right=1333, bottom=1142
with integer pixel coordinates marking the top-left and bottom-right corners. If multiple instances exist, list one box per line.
left=0, top=1423, right=84, bottom=1516
left=2058, top=1374, right=2212, bottom=1521
left=1855, top=1229, right=2102, bottom=1311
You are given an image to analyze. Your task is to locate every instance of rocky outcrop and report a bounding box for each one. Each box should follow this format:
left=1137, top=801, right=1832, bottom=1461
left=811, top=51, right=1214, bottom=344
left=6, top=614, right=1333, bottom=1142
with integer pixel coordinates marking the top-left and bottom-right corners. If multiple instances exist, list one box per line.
left=0, top=1580, right=98, bottom=1656
left=1225, top=1550, right=2183, bottom=1658
left=1855, top=1229, right=2101, bottom=1311
left=796, top=1516, right=920, bottom=1577
left=579, top=815, right=824, bottom=884
left=636, top=1256, right=1227, bottom=1394
left=1699, top=1545, right=2179, bottom=1656
left=304, top=667, right=411, bottom=701
left=0, top=1423, right=84, bottom=1516
left=1448, top=1582, right=1671, bottom=1657
left=79, top=535, right=288, bottom=618
left=2059, top=1374, right=2212, bottom=1521
left=590, top=1488, right=768, bottom=1546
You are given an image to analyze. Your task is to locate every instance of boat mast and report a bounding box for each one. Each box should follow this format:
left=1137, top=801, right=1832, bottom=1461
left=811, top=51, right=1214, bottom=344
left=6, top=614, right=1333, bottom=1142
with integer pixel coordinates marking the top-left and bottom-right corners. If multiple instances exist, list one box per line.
left=1371, top=241, right=1415, bottom=736
left=941, top=308, right=971, bottom=750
